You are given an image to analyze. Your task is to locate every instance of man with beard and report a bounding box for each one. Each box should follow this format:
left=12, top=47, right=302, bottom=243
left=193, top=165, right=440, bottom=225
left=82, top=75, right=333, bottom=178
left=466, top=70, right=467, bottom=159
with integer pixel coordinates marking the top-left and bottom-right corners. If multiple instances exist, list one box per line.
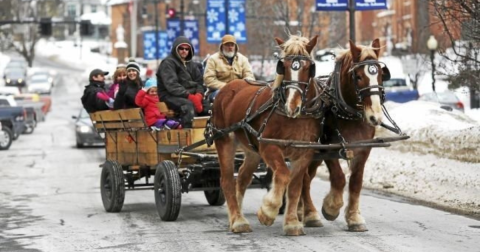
left=81, top=69, right=111, bottom=113
left=156, top=36, right=205, bottom=128
left=204, top=34, right=255, bottom=102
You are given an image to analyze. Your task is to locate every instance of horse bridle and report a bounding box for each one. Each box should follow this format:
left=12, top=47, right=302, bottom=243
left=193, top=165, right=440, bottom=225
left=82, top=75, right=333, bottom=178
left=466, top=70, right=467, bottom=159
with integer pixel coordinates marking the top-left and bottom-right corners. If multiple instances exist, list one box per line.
left=349, top=59, right=389, bottom=104
left=328, top=59, right=390, bottom=120
left=276, top=55, right=317, bottom=113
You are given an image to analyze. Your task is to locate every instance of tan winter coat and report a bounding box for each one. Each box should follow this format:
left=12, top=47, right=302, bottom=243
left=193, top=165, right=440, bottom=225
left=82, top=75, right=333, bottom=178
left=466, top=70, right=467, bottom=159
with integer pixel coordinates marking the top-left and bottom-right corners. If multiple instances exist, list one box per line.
left=203, top=45, right=255, bottom=90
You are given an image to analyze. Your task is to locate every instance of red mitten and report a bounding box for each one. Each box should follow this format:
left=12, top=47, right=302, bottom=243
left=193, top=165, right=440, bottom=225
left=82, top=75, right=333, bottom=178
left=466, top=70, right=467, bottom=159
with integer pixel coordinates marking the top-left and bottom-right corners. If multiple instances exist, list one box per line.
left=188, top=94, right=203, bottom=113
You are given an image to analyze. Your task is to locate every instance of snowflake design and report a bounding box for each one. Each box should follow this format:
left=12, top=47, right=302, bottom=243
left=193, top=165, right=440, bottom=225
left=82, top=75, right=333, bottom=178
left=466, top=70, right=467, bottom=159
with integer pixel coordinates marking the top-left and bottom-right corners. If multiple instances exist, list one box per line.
left=228, top=9, right=239, bottom=23
left=216, top=22, right=225, bottom=31
left=191, top=38, right=199, bottom=46
left=236, top=23, right=245, bottom=32
left=167, top=28, right=177, bottom=38
left=229, top=26, right=236, bottom=32
left=234, top=31, right=241, bottom=38
left=207, top=9, right=219, bottom=23
left=159, top=40, right=166, bottom=47
left=184, top=29, right=193, bottom=39
left=208, top=26, right=214, bottom=32
left=213, top=31, right=221, bottom=39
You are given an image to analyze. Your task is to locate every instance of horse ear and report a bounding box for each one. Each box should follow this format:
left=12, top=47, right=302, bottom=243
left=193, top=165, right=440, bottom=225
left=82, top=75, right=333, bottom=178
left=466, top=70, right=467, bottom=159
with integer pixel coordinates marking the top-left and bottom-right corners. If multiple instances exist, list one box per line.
left=306, top=35, right=318, bottom=54
left=349, top=40, right=361, bottom=62
left=371, top=38, right=381, bottom=58
left=274, top=37, right=284, bottom=46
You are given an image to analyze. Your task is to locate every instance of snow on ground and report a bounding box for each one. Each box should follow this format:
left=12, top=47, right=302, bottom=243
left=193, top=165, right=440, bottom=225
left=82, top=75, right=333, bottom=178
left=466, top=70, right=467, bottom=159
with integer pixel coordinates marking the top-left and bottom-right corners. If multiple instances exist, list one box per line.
left=318, top=100, right=480, bottom=217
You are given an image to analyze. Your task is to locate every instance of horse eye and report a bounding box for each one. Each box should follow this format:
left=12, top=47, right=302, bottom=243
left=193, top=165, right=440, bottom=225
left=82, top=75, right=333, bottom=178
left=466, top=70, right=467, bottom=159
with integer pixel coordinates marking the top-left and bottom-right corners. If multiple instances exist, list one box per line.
left=356, top=75, right=362, bottom=81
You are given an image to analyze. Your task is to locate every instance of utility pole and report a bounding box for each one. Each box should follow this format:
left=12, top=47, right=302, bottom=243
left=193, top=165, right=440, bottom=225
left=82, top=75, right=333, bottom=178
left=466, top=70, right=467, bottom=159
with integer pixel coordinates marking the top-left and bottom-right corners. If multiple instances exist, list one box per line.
left=348, top=0, right=355, bottom=43
left=131, top=0, right=138, bottom=58
left=154, top=0, right=159, bottom=66
left=180, top=0, right=185, bottom=35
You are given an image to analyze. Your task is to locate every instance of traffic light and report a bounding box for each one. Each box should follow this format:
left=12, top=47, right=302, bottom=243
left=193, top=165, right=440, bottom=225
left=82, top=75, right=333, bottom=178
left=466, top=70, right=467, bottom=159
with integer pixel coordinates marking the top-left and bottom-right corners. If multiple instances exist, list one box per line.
left=166, top=8, right=176, bottom=19
left=39, top=18, right=52, bottom=36
left=80, top=20, right=93, bottom=36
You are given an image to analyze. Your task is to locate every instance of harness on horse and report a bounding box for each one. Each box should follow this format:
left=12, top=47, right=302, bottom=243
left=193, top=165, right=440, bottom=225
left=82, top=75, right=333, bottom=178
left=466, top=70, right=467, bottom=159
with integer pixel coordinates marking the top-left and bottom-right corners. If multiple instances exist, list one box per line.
left=182, top=55, right=407, bottom=157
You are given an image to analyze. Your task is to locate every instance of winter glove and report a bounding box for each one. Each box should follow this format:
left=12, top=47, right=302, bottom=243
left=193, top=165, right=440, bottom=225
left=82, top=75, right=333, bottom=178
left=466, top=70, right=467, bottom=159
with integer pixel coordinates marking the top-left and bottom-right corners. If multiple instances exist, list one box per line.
left=106, top=98, right=114, bottom=108
left=188, top=94, right=203, bottom=114
left=117, top=79, right=127, bottom=95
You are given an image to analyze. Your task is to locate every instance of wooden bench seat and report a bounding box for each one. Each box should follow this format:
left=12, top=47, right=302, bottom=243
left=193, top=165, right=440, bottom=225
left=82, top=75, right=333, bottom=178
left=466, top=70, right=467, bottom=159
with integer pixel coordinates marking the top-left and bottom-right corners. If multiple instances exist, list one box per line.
left=90, top=108, right=147, bottom=132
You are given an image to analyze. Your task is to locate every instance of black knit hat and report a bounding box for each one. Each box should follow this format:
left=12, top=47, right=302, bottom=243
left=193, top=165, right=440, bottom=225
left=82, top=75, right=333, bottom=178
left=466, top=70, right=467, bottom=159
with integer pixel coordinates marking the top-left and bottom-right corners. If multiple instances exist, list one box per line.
left=126, top=59, right=140, bottom=73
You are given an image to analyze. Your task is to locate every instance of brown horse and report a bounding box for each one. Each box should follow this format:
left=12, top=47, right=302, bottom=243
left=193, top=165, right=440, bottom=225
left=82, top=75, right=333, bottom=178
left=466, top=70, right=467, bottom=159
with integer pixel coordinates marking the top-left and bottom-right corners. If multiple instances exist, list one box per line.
left=212, top=34, right=321, bottom=235
left=301, top=38, right=387, bottom=232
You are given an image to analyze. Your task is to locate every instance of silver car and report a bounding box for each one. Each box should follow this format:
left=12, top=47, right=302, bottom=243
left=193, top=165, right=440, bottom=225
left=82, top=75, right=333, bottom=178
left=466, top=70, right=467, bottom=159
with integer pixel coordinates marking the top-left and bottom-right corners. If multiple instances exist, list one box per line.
left=72, top=108, right=104, bottom=148
left=418, top=91, right=465, bottom=113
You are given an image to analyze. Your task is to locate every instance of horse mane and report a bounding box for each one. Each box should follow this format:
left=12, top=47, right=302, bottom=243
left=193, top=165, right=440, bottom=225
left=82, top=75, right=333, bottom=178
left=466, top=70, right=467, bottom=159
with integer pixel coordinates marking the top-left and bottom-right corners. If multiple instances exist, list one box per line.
left=336, top=44, right=379, bottom=68
left=273, top=34, right=312, bottom=89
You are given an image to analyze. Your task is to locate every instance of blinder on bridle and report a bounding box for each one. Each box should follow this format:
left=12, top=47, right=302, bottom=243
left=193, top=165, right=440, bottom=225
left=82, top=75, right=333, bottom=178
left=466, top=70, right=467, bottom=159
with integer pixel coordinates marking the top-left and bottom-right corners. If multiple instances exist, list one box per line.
left=275, top=55, right=317, bottom=112
left=350, top=60, right=390, bottom=104
left=276, top=55, right=316, bottom=78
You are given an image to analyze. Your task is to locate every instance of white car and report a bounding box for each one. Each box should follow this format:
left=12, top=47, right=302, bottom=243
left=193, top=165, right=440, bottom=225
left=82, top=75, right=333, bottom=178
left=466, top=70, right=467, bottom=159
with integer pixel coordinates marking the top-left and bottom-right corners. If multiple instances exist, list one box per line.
left=27, top=74, right=53, bottom=94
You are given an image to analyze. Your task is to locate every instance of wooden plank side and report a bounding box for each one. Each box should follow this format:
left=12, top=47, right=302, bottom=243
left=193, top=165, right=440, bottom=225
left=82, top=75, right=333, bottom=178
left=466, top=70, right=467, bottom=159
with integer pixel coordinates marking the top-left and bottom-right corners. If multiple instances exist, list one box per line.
left=94, top=121, right=146, bottom=130
left=157, top=129, right=192, bottom=147
left=116, top=131, right=138, bottom=165
left=105, top=131, right=117, bottom=161
left=137, top=130, right=158, bottom=166
left=118, top=108, right=144, bottom=121
left=192, top=116, right=209, bottom=128
left=90, top=110, right=123, bottom=122
left=191, top=128, right=217, bottom=152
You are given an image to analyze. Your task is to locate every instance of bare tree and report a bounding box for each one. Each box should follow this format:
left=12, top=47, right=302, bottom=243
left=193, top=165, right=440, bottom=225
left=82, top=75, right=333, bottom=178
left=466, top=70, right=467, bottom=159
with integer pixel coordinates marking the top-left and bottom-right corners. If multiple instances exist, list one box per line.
left=429, top=0, right=480, bottom=107
left=0, top=0, right=62, bottom=67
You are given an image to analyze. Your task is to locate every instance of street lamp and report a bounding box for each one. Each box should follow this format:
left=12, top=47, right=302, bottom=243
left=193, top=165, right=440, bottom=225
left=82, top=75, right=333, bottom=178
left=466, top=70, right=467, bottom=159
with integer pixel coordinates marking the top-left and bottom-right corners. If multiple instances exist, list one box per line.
left=427, top=35, right=438, bottom=92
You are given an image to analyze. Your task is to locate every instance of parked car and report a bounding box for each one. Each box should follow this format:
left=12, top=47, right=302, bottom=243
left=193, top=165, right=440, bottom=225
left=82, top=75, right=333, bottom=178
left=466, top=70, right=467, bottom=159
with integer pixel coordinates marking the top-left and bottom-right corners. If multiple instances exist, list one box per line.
left=418, top=91, right=465, bottom=113
left=3, top=68, right=27, bottom=88
left=380, top=56, right=419, bottom=103
left=72, top=108, right=104, bottom=148
left=0, top=118, right=14, bottom=150
left=0, top=95, right=35, bottom=134
left=27, top=73, right=53, bottom=94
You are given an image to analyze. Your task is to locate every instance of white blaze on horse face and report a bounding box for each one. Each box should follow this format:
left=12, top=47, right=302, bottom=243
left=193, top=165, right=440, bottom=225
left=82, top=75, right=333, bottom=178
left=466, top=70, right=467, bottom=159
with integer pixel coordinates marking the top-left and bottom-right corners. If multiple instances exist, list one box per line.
left=363, top=64, right=383, bottom=125
left=286, top=66, right=301, bottom=117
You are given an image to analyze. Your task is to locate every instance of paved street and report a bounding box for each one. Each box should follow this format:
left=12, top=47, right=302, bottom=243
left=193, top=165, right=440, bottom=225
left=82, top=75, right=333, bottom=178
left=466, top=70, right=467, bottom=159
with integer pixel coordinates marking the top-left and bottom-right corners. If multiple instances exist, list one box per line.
left=0, top=59, right=479, bottom=252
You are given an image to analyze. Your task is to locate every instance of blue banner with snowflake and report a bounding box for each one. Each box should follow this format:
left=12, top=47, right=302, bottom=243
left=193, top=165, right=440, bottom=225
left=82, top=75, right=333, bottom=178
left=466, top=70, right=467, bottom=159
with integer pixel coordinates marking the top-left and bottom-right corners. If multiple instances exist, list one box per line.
left=206, top=0, right=227, bottom=43
left=143, top=31, right=169, bottom=60
left=158, top=31, right=169, bottom=59
left=166, top=19, right=182, bottom=51
left=228, top=0, right=247, bottom=43
left=183, top=20, right=200, bottom=55
left=143, top=31, right=157, bottom=60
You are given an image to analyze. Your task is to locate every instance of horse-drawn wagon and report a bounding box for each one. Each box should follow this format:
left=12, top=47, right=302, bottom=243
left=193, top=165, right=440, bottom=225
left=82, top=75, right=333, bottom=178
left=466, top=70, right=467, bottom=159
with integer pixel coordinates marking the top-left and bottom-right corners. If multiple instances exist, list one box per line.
left=89, top=103, right=272, bottom=221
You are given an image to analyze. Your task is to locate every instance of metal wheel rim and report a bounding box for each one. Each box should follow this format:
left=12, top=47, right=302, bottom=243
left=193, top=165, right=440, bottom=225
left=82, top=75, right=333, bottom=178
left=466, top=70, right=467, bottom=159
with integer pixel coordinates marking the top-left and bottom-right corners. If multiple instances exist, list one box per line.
left=0, top=131, right=10, bottom=147
left=103, top=171, right=112, bottom=199
left=156, top=176, right=166, bottom=204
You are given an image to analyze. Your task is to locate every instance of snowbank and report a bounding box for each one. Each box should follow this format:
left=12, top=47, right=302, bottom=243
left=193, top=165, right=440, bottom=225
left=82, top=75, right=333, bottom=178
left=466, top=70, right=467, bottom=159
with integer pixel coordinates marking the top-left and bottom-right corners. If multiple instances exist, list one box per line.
left=377, top=101, right=480, bottom=163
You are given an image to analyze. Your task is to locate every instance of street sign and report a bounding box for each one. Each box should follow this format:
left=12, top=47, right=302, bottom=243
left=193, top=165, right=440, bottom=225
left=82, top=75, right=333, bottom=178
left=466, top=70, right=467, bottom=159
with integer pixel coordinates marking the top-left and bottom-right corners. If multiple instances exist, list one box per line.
left=206, top=0, right=227, bottom=43
left=315, top=0, right=387, bottom=11
left=355, top=0, right=387, bottom=10
left=183, top=20, right=200, bottom=55
left=316, top=0, right=348, bottom=11
left=228, top=0, right=247, bottom=43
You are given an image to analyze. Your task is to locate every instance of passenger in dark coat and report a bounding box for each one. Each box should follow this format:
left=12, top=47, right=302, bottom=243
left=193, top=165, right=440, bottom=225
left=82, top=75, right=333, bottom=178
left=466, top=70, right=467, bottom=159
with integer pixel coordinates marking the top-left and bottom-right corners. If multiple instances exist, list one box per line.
left=114, top=59, right=143, bottom=110
left=81, top=69, right=110, bottom=113
left=156, top=36, right=205, bottom=128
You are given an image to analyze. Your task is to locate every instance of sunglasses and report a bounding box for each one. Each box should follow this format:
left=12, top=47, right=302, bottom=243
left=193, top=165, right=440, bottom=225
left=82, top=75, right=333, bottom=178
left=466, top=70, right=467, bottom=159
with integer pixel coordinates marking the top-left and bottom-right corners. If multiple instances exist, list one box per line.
left=178, top=47, right=190, bottom=51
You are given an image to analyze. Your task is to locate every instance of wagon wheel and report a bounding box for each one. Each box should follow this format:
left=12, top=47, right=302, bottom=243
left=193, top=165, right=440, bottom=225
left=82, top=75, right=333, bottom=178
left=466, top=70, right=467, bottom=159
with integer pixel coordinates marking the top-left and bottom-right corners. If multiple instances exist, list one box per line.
left=0, top=126, right=13, bottom=150
left=100, top=160, right=125, bottom=212
left=203, top=169, right=225, bottom=206
left=154, top=161, right=182, bottom=221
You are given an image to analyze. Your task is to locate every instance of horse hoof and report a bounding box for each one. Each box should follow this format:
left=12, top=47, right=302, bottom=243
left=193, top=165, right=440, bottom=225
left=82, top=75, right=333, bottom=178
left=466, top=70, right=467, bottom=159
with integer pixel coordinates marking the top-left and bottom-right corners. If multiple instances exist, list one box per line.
left=348, top=224, right=368, bottom=232
left=231, top=223, right=252, bottom=233
left=321, top=207, right=339, bottom=221
left=305, top=219, right=324, bottom=228
left=284, top=226, right=306, bottom=236
left=257, top=208, right=275, bottom=226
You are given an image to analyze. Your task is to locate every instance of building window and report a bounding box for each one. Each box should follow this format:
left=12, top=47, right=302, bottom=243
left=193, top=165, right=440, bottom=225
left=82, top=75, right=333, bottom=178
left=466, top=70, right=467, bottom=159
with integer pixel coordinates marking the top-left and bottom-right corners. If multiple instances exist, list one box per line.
left=67, top=4, right=76, bottom=17
left=91, top=4, right=97, bottom=13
